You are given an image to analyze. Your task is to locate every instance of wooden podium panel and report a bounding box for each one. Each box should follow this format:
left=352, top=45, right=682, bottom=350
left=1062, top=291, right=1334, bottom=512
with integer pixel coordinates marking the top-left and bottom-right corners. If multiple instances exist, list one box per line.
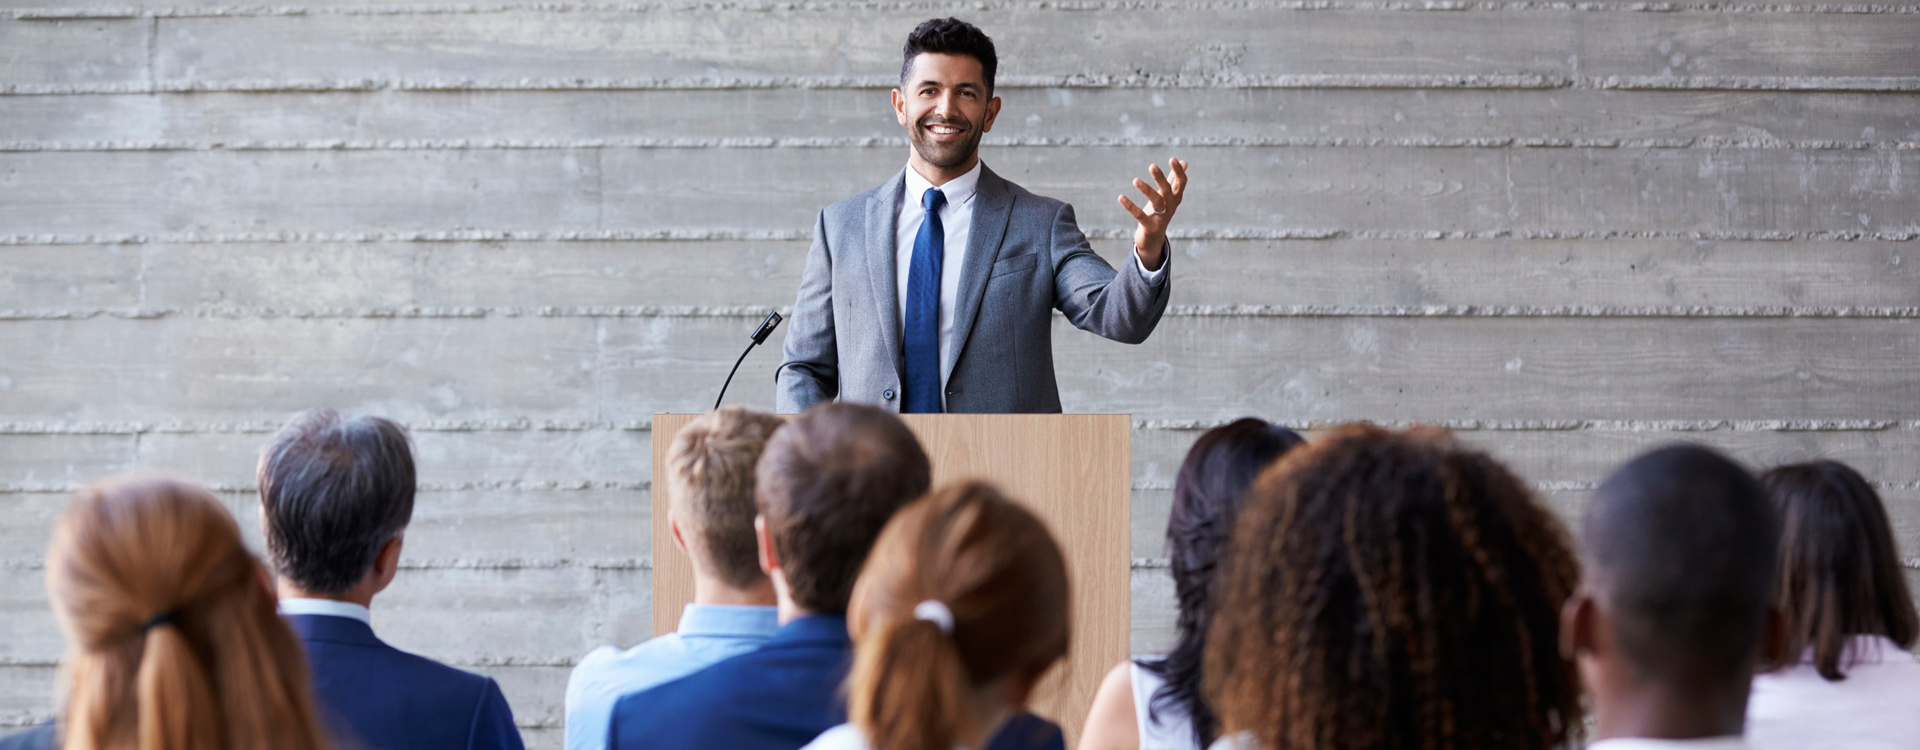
left=651, top=413, right=1130, bottom=743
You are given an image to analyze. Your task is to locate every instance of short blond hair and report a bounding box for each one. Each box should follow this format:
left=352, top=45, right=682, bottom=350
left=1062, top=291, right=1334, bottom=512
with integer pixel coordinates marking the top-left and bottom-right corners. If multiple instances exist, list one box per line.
left=668, top=406, right=785, bottom=588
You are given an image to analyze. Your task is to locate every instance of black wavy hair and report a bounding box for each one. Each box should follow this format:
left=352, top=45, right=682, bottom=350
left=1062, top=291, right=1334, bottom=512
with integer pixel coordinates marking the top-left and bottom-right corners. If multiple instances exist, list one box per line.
left=1138, top=418, right=1303, bottom=746
left=901, top=18, right=998, bottom=95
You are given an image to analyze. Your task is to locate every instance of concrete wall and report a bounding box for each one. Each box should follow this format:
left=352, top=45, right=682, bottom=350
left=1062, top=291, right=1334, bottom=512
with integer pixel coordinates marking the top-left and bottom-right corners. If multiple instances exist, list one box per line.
left=4, top=2, right=1918, bottom=746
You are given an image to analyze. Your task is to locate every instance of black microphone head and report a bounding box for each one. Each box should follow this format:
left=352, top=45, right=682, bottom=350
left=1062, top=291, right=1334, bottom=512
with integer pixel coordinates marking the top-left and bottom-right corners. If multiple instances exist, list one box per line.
left=750, top=311, right=783, bottom=345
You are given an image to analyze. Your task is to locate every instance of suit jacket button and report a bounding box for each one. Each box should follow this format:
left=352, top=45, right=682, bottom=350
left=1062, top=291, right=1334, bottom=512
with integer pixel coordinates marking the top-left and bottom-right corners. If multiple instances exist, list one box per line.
left=883, top=388, right=896, bottom=400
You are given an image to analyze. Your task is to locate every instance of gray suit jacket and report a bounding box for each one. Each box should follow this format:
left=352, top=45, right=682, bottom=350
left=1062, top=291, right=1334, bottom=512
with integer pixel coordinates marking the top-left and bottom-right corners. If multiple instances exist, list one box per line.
left=775, top=164, right=1171, bottom=414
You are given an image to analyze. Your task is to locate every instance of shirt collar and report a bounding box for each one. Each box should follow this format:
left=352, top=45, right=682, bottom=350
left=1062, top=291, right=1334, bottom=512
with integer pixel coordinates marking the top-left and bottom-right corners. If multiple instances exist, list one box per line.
left=278, top=597, right=372, bottom=625
left=903, top=159, right=984, bottom=210
left=676, top=603, right=780, bottom=639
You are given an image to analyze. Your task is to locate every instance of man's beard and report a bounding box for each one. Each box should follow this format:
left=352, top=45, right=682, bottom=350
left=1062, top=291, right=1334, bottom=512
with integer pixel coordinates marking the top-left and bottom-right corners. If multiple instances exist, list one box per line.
left=910, top=114, right=982, bottom=169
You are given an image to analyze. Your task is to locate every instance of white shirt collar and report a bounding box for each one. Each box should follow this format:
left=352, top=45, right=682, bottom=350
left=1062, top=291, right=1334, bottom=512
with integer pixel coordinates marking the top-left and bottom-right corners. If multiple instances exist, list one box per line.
left=903, top=159, right=983, bottom=210
left=1587, top=737, right=1749, bottom=750
left=278, top=597, right=372, bottom=625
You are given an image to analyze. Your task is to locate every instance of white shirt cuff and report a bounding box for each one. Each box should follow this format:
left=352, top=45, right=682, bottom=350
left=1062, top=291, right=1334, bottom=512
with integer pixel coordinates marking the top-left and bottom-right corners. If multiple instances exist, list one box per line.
left=1133, top=242, right=1169, bottom=284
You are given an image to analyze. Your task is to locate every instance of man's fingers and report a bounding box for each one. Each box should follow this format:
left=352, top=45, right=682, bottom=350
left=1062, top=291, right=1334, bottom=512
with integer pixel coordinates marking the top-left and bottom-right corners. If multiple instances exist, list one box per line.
left=1150, top=163, right=1174, bottom=199
left=1133, top=178, right=1166, bottom=211
left=1169, top=158, right=1189, bottom=195
left=1118, top=195, right=1153, bottom=224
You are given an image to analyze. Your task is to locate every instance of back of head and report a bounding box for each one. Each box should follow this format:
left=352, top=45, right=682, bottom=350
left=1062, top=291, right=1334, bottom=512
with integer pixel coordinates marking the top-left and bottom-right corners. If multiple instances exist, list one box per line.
left=902, top=18, right=997, bottom=95
left=1760, top=460, right=1917, bottom=680
left=1154, top=418, right=1304, bottom=745
left=257, top=409, right=415, bottom=594
left=1206, top=424, right=1582, bottom=750
left=47, top=475, right=327, bottom=750
left=668, top=406, right=786, bottom=588
left=846, top=481, right=1070, bottom=750
left=1582, top=444, right=1778, bottom=691
left=755, top=402, right=931, bottom=614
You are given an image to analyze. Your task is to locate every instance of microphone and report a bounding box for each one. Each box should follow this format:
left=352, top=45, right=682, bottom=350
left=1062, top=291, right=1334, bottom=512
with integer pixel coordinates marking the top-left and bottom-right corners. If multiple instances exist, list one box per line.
left=714, top=310, right=784, bottom=410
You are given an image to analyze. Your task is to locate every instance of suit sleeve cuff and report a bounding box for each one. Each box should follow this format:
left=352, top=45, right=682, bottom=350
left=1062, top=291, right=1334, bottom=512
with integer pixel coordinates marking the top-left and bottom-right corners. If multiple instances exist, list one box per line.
left=1133, top=242, right=1170, bottom=285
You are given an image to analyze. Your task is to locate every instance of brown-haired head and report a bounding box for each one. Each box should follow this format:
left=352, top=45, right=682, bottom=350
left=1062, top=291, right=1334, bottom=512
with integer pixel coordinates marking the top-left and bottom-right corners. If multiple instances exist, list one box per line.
left=1761, top=460, right=1919, bottom=680
left=755, top=402, right=931, bottom=615
left=846, top=481, right=1070, bottom=750
left=669, top=405, right=786, bottom=589
left=1205, top=424, right=1582, bottom=750
left=47, top=474, right=329, bottom=750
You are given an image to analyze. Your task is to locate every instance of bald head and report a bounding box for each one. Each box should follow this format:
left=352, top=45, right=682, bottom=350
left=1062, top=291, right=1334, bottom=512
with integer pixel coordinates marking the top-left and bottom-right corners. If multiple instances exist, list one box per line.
left=1581, top=444, right=1779, bottom=688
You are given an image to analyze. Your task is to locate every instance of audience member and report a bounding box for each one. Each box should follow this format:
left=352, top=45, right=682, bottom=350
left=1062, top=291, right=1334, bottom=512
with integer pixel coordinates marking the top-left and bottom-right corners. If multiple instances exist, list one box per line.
left=803, top=480, right=1072, bottom=750
left=0, top=475, right=328, bottom=750
left=1204, top=424, right=1583, bottom=750
left=1746, top=460, right=1920, bottom=750
left=1562, top=444, right=1782, bottom=750
left=566, top=406, right=787, bottom=750
left=259, top=409, right=523, bottom=750
left=1081, top=419, right=1303, bottom=750
left=608, top=403, right=1065, bottom=750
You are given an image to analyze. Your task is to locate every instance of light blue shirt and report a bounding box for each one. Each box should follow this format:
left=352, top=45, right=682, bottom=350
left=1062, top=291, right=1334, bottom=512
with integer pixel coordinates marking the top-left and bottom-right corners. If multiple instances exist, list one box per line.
left=565, top=603, right=779, bottom=750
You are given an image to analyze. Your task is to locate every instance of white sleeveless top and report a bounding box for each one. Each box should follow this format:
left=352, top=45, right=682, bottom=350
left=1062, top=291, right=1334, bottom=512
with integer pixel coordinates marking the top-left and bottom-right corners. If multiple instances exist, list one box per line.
left=1130, top=661, right=1201, bottom=750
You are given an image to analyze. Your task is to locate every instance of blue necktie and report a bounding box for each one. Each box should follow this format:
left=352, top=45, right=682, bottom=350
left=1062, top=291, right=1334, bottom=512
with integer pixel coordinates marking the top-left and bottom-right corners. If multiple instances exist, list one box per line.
left=903, top=187, right=946, bottom=413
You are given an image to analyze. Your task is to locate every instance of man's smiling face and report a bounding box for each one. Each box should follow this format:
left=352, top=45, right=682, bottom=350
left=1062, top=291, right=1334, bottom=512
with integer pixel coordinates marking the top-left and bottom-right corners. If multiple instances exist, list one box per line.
left=895, top=52, right=1001, bottom=173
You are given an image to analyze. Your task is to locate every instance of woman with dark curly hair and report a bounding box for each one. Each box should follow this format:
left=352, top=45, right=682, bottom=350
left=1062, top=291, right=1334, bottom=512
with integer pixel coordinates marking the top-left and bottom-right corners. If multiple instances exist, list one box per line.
left=1080, top=419, right=1302, bottom=750
left=1202, top=424, right=1583, bottom=750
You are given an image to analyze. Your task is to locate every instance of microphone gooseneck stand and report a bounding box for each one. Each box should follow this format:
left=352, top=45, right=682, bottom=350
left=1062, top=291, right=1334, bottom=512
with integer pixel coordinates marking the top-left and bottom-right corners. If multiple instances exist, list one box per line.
left=714, top=311, right=784, bottom=410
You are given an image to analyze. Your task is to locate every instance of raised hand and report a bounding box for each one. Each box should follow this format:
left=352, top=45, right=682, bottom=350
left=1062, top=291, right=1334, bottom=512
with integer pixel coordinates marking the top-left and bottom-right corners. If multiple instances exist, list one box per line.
left=1117, top=158, right=1188, bottom=272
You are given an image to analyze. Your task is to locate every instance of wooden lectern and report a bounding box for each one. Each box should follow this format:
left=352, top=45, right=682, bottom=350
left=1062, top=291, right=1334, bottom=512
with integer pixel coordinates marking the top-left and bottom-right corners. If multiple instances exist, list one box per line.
left=652, top=413, right=1130, bottom=744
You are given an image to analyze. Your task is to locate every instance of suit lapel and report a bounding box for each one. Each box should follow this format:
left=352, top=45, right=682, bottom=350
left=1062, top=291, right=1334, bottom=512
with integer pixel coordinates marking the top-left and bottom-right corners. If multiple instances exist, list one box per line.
left=945, top=164, right=1014, bottom=382
left=865, top=170, right=907, bottom=379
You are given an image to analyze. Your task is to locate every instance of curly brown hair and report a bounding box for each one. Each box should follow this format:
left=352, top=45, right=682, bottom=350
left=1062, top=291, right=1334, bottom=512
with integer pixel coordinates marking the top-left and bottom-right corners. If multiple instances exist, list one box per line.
left=1204, top=424, right=1582, bottom=750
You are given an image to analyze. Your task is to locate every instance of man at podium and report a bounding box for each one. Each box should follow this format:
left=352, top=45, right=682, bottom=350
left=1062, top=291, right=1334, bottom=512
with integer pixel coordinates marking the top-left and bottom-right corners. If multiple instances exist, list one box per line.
left=775, top=17, right=1189, bottom=415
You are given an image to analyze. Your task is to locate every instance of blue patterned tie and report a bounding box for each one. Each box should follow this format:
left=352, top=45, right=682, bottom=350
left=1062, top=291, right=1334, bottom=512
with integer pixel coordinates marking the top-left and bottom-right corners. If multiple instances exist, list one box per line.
left=903, top=187, right=946, bottom=413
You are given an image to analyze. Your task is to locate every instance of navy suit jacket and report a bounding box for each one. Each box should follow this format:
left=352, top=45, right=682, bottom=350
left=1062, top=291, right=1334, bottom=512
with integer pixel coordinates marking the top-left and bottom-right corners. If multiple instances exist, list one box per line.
left=608, top=615, right=1064, bottom=750
left=288, top=613, right=524, bottom=750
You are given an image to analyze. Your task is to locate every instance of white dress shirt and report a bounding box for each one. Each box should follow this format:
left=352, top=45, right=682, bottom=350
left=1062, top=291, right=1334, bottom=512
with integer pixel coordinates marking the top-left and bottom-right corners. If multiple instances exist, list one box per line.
left=1747, top=635, right=1920, bottom=750
left=278, top=597, right=372, bottom=625
left=895, top=160, right=1167, bottom=406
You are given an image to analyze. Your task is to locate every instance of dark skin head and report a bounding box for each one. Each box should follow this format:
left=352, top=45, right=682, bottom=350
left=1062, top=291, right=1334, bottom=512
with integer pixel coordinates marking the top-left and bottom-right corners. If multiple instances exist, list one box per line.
left=1561, top=589, right=1786, bottom=741
left=892, top=52, right=1001, bottom=186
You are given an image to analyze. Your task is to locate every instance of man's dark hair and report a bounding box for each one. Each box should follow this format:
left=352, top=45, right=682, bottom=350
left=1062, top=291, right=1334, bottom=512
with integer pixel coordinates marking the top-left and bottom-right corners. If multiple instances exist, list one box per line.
left=1760, top=460, right=1918, bottom=680
left=258, top=409, right=416, bottom=595
left=755, top=402, right=931, bottom=615
left=901, top=18, right=997, bottom=95
left=1582, top=444, right=1779, bottom=688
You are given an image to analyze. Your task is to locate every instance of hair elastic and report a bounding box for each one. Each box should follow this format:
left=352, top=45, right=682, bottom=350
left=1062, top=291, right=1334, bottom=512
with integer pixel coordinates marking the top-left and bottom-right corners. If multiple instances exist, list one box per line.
left=140, top=612, right=175, bottom=632
left=912, top=600, right=955, bottom=635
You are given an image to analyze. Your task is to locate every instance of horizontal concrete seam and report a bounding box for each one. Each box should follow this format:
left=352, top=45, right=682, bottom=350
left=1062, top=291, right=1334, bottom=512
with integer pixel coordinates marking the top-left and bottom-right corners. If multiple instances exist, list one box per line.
left=5, top=419, right=1915, bottom=435
left=0, top=480, right=650, bottom=493
left=1132, top=418, right=1919, bottom=431
left=13, top=304, right=1920, bottom=320
left=0, top=419, right=653, bottom=434
left=4, top=229, right=1916, bottom=245
left=0, top=557, right=651, bottom=570
left=4, top=137, right=1913, bottom=151
left=11, top=1, right=1920, bottom=19
left=8, top=75, right=1920, bottom=96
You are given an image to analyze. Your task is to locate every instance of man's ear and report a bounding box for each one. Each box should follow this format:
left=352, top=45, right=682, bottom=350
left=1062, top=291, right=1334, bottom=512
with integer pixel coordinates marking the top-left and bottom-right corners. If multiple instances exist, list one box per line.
left=981, top=95, right=1001, bottom=133
left=1561, top=588, right=1599, bottom=659
left=755, top=514, right=780, bottom=575
left=669, top=513, right=689, bottom=555
left=370, top=534, right=404, bottom=595
left=893, top=88, right=909, bottom=126
left=1760, top=606, right=1788, bottom=663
